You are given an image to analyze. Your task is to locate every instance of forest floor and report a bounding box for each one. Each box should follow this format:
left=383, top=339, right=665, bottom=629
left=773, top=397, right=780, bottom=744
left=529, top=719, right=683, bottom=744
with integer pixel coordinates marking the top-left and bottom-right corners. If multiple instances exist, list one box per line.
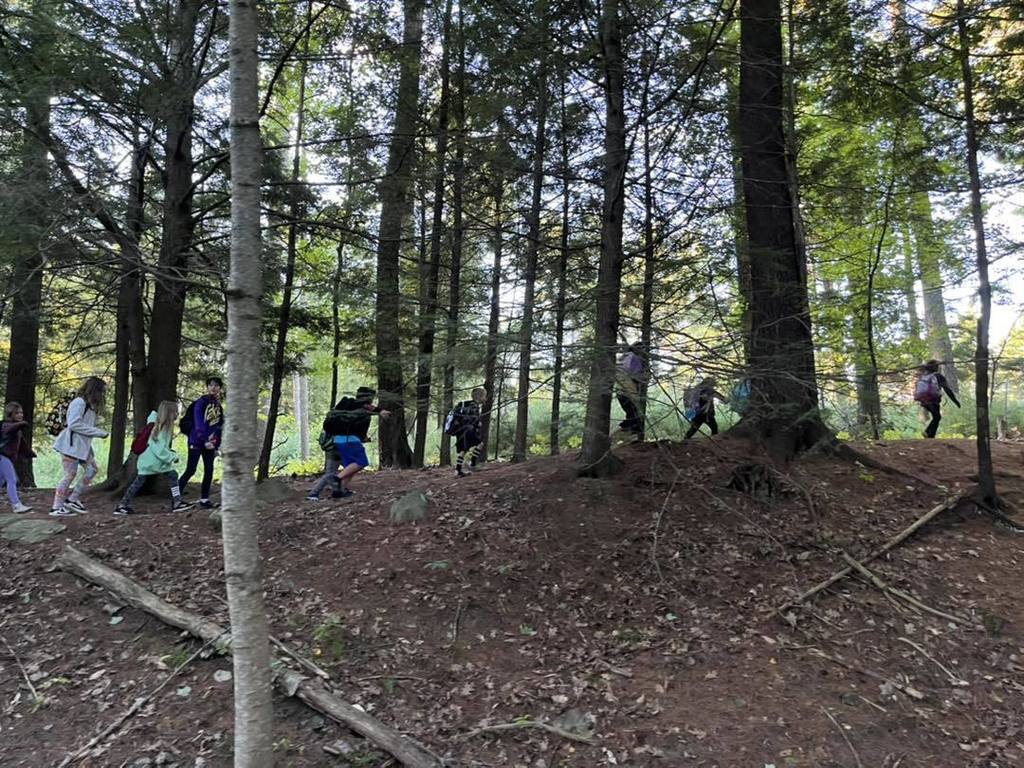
left=1, top=437, right=1023, bottom=767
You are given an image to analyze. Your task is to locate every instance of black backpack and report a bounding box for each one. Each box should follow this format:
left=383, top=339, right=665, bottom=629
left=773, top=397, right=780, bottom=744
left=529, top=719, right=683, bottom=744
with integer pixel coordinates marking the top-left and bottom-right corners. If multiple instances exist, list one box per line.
left=179, top=398, right=199, bottom=436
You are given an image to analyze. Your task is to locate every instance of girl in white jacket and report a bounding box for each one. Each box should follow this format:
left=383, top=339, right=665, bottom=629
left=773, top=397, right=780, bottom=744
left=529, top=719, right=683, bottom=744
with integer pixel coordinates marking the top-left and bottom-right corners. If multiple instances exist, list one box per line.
left=51, top=377, right=108, bottom=516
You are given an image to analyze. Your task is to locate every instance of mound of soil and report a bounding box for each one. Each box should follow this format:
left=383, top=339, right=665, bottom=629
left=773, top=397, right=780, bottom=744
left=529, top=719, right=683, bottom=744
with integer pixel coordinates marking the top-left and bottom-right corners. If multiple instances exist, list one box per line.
left=1, top=438, right=1022, bottom=767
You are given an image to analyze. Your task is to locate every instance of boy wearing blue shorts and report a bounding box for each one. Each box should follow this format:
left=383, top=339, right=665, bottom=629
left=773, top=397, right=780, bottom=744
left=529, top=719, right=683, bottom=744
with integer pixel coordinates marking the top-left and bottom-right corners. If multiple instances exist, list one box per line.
left=321, top=387, right=390, bottom=498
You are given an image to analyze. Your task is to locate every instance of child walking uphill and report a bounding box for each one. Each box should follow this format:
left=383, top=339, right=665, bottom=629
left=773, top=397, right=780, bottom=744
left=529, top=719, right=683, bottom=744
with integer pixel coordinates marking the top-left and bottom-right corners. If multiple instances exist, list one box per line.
left=51, top=377, right=109, bottom=517
left=448, top=387, right=486, bottom=477
left=1, top=402, right=34, bottom=513
left=116, top=402, right=194, bottom=516
left=685, top=377, right=722, bottom=439
left=318, top=387, right=390, bottom=499
left=178, top=376, right=224, bottom=509
left=914, top=360, right=960, bottom=438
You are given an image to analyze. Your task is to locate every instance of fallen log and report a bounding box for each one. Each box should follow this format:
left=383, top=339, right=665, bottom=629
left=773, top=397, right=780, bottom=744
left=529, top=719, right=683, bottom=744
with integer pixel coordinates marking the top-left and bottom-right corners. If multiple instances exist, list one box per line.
left=775, top=495, right=963, bottom=617
left=55, top=546, right=441, bottom=768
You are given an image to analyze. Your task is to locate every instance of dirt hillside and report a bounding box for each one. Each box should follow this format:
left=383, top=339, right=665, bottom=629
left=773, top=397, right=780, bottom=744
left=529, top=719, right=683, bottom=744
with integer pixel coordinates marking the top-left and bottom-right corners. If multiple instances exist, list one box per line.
left=1, top=437, right=1022, bottom=767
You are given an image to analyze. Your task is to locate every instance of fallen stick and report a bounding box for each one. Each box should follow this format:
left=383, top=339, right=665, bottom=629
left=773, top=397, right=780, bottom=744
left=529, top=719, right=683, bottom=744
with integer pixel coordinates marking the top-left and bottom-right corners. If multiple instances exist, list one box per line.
left=897, top=637, right=969, bottom=687
left=1, top=634, right=40, bottom=705
left=57, top=635, right=221, bottom=768
left=803, top=647, right=925, bottom=701
left=776, top=496, right=962, bottom=616
left=461, top=719, right=596, bottom=746
left=55, top=546, right=441, bottom=768
left=821, top=706, right=864, bottom=768
left=840, top=552, right=973, bottom=627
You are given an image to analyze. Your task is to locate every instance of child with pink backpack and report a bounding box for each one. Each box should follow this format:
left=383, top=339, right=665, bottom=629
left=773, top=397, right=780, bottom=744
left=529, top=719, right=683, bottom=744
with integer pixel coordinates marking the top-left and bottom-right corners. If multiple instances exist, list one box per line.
left=913, top=360, right=960, bottom=438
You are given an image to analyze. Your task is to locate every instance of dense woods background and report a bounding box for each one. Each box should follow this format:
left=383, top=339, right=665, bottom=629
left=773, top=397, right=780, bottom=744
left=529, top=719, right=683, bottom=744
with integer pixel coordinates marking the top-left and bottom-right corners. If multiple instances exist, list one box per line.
left=1, top=0, right=1022, bottom=485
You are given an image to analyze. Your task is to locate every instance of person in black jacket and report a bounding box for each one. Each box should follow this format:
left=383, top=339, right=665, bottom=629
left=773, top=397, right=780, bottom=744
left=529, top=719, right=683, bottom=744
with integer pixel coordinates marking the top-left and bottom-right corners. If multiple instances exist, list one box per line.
left=448, top=387, right=485, bottom=477
left=914, top=359, right=960, bottom=438
left=312, top=387, right=390, bottom=499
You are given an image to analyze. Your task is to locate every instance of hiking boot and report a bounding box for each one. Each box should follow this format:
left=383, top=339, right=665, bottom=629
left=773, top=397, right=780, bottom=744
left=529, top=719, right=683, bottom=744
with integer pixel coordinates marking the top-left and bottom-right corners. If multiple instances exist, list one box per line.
left=331, top=489, right=353, bottom=499
left=198, top=500, right=217, bottom=510
left=113, top=504, right=134, bottom=516
left=12, top=503, right=32, bottom=514
left=456, top=468, right=466, bottom=478
left=172, top=500, right=196, bottom=513
left=305, top=494, right=322, bottom=503
left=65, top=499, right=88, bottom=514
left=50, top=506, right=76, bottom=517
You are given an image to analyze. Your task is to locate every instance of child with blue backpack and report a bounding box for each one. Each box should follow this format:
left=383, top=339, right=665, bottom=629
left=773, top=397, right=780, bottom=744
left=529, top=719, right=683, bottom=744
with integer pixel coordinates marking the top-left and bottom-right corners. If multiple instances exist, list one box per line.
left=914, top=360, right=960, bottom=438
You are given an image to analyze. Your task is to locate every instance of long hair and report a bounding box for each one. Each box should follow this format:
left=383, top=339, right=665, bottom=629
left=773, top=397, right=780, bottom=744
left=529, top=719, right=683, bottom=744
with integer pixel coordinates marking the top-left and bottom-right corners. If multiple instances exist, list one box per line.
left=152, top=401, right=179, bottom=441
left=4, top=402, right=22, bottom=420
left=78, top=377, right=106, bottom=410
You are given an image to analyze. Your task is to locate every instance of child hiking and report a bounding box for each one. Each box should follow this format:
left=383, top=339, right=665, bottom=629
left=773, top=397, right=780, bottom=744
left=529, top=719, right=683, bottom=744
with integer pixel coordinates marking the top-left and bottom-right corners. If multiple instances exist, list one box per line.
left=614, top=344, right=646, bottom=438
left=116, top=401, right=194, bottom=516
left=914, top=359, right=960, bottom=439
left=177, top=376, right=224, bottom=509
left=306, top=396, right=355, bottom=502
left=50, top=377, right=108, bottom=516
left=1, top=402, right=34, bottom=513
left=446, top=387, right=486, bottom=477
left=314, top=387, right=390, bottom=499
left=685, top=377, right=722, bottom=439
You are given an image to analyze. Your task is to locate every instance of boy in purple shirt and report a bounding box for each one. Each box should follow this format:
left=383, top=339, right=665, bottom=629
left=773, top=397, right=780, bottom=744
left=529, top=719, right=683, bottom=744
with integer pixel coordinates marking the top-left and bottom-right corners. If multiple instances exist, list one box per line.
left=178, top=376, right=224, bottom=508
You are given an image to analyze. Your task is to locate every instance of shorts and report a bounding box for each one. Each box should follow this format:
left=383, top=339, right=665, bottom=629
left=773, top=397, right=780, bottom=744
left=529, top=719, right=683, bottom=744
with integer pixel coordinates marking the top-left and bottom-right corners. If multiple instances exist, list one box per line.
left=334, top=436, right=369, bottom=468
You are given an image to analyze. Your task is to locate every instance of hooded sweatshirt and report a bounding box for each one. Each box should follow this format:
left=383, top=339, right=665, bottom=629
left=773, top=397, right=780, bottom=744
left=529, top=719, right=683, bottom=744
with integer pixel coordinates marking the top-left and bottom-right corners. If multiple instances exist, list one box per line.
left=52, top=397, right=107, bottom=461
left=137, top=411, right=179, bottom=476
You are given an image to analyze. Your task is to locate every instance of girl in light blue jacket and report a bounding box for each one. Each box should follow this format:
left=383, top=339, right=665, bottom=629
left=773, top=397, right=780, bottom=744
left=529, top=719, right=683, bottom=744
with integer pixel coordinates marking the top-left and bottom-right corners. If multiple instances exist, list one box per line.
left=51, top=377, right=108, bottom=516
left=115, top=401, right=195, bottom=516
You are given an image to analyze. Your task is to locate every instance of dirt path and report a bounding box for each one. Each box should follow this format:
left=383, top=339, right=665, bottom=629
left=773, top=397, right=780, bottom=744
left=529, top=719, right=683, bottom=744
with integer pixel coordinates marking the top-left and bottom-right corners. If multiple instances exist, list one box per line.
left=1, top=438, right=1022, bottom=766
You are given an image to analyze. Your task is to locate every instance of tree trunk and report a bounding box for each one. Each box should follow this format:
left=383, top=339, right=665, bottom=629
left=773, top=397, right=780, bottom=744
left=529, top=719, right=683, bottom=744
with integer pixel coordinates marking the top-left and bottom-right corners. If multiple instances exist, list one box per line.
left=737, top=0, right=827, bottom=460
left=331, top=241, right=344, bottom=407
left=480, top=170, right=504, bottom=462
left=108, top=136, right=151, bottom=476
left=440, top=7, right=466, bottom=468
left=257, top=0, right=311, bottom=481
left=512, top=12, right=549, bottom=462
left=4, top=40, right=50, bottom=487
left=637, top=104, right=655, bottom=441
left=295, top=371, right=309, bottom=461
left=374, top=0, right=424, bottom=469
left=579, top=0, right=626, bottom=477
left=224, top=0, right=274, bottom=761
left=956, top=0, right=996, bottom=506
left=550, top=73, right=570, bottom=457
left=413, top=0, right=452, bottom=467
left=148, top=0, right=201, bottom=408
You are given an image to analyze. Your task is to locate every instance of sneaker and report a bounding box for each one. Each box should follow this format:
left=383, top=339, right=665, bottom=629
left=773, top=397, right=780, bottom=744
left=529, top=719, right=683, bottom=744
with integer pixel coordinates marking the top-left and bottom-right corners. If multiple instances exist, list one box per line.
left=331, top=489, right=353, bottom=499
left=50, top=506, right=76, bottom=517
left=198, top=499, right=216, bottom=510
left=12, top=503, right=32, bottom=514
left=65, top=499, right=88, bottom=514
left=113, top=504, right=134, bottom=516
left=456, top=469, right=466, bottom=478
left=305, top=495, right=322, bottom=502
left=171, top=500, right=196, bottom=512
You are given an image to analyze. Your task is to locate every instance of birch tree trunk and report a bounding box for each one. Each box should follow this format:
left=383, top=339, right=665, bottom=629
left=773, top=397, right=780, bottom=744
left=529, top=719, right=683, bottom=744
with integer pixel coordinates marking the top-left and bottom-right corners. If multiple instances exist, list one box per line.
left=956, top=0, right=996, bottom=506
left=550, top=72, right=570, bottom=456
left=374, top=0, right=424, bottom=468
left=224, top=0, right=274, bottom=761
left=579, top=0, right=626, bottom=476
left=480, top=169, right=505, bottom=461
left=258, top=0, right=311, bottom=481
left=512, top=8, right=550, bottom=462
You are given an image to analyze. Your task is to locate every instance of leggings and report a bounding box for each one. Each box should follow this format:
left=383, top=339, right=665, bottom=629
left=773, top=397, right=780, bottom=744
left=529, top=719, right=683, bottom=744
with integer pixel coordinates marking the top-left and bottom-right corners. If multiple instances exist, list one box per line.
left=685, top=409, right=719, bottom=439
left=122, top=470, right=180, bottom=507
left=53, top=453, right=99, bottom=509
left=922, top=401, right=942, bottom=438
left=0, top=456, right=23, bottom=506
left=178, top=447, right=216, bottom=499
left=308, top=451, right=342, bottom=497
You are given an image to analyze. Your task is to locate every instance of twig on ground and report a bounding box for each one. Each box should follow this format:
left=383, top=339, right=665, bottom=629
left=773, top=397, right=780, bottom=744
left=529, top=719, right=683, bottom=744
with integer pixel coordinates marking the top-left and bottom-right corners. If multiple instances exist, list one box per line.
left=775, top=495, right=962, bottom=616
left=897, top=637, right=969, bottom=686
left=650, top=468, right=683, bottom=581
left=799, top=647, right=925, bottom=701
left=57, top=634, right=222, bottom=768
left=448, top=597, right=465, bottom=647
left=0, top=635, right=39, bottom=704
left=356, top=674, right=431, bottom=684
left=821, top=706, right=864, bottom=768
left=461, top=719, right=596, bottom=746
left=841, top=552, right=973, bottom=627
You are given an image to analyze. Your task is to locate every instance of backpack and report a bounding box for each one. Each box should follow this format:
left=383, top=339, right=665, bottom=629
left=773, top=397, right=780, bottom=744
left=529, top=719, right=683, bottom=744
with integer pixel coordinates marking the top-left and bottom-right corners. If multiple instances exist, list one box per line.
left=179, top=398, right=199, bottom=435
left=45, top=392, right=77, bottom=436
left=317, top=429, right=334, bottom=452
left=914, top=373, right=941, bottom=403
left=130, top=422, right=155, bottom=455
left=730, top=379, right=752, bottom=415
left=444, top=402, right=474, bottom=436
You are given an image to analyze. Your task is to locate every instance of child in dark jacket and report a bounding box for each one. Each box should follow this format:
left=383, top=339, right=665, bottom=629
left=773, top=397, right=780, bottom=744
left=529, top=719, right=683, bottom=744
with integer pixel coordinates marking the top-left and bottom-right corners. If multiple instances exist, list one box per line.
left=449, top=387, right=486, bottom=477
left=316, top=387, right=390, bottom=498
left=914, top=360, right=960, bottom=438
left=178, top=376, right=224, bottom=509
left=1, top=402, right=34, bottom=513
